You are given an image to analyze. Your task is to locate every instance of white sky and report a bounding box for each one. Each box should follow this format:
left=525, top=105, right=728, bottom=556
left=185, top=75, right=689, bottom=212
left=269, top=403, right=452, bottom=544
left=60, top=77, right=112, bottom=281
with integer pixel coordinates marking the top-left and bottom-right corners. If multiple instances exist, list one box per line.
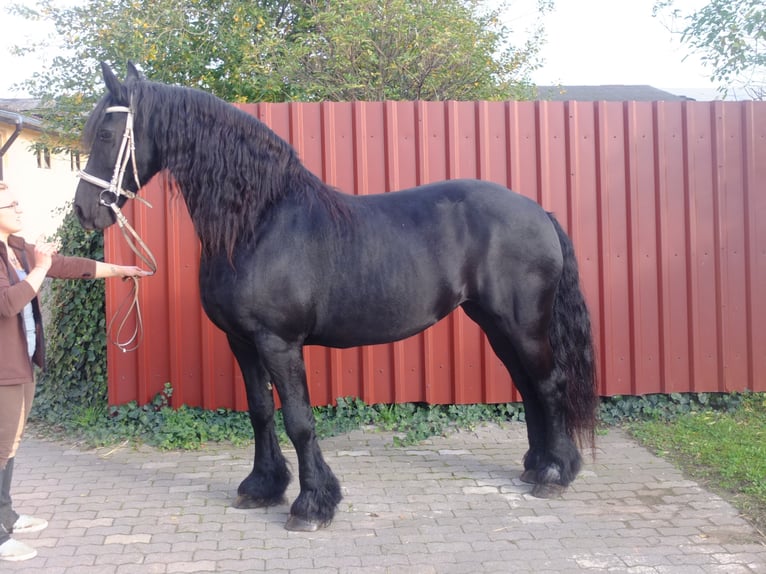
left=0, top=0, right=719, bottom=99
left=514, top=0, right=719, bottom=98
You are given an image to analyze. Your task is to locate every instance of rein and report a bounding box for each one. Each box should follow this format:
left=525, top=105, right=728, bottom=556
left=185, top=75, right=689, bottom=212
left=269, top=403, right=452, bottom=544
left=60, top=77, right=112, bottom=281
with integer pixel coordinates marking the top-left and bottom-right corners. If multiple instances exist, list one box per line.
left=77, top=104, right=157, bottom=352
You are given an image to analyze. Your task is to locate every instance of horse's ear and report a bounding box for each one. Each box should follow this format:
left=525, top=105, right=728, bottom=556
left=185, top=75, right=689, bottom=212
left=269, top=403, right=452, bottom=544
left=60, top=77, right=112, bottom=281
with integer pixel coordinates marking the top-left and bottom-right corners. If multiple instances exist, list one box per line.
left=101, top=62, right=128, bottom=104
left=126, top=61, right=143, bottom=81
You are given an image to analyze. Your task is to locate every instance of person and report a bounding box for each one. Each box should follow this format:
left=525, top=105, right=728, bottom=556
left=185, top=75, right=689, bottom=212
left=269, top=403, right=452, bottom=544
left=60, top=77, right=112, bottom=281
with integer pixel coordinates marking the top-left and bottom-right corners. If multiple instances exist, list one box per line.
left=0, top=180, right=150, bottom=561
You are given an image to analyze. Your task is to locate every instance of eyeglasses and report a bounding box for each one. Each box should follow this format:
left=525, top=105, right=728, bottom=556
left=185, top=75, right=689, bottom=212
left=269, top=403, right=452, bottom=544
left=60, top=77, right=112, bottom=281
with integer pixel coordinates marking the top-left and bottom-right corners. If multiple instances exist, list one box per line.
left=0, top=201, right=21, bottom=211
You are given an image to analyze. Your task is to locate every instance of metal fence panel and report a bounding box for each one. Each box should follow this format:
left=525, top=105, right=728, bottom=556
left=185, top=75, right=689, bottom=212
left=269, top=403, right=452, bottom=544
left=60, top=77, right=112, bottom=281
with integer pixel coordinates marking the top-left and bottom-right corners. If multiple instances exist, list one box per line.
left=104, top=101, right=766, bottom=409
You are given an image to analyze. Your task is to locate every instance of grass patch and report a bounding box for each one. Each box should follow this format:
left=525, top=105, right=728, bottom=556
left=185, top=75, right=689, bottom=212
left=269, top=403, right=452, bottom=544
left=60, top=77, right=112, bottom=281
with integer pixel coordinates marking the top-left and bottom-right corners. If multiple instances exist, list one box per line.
left=629, top=392, right=766, bottom=535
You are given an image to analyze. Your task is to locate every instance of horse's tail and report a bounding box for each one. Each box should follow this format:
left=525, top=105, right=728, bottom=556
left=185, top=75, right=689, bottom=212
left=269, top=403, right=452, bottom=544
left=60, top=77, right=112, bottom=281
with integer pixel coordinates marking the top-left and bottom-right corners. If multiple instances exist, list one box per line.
left=547, top=213, right=599, bottom=452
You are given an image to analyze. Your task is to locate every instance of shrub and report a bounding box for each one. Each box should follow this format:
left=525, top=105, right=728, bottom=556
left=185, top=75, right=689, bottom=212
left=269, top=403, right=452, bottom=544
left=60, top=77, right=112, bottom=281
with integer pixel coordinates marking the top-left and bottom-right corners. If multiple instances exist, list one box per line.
left=33, top=206, right=107, bottom=424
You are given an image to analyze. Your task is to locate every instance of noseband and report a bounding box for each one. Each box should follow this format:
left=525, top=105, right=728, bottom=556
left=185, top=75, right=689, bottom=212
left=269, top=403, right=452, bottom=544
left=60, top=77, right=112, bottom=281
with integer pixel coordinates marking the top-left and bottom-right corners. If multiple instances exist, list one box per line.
left=77, top=104, right=157, bottom=352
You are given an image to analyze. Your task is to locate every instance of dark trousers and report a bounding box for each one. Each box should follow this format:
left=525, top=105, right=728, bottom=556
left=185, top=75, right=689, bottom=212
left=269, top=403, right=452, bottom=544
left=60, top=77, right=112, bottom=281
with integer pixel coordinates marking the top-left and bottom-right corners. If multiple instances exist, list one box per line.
left=0, top=457, right=18, bottom=545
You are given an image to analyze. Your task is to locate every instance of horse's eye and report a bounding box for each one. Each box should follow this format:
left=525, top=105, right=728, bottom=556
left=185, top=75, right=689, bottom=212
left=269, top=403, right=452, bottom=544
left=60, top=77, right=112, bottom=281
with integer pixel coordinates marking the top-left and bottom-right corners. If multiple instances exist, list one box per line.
left=98, top=129, right=113, bottom=142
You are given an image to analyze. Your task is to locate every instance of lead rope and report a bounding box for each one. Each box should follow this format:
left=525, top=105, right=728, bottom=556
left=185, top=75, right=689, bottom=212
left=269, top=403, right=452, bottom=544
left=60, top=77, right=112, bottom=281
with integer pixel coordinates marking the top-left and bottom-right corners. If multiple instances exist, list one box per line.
left=77, top=103, right=157, bottom=352
left=107, top=204, right=157, bottom=352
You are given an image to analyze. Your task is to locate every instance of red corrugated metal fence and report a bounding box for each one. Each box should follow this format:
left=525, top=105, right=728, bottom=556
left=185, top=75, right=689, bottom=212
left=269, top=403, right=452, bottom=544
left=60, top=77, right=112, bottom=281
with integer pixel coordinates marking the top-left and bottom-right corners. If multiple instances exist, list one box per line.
left=104, top=100, right=766, bottom=409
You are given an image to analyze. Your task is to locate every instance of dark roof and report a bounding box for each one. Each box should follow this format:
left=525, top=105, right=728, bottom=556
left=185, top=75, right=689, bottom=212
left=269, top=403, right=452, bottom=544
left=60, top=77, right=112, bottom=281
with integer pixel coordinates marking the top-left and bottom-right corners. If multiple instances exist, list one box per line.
left=535, top=85, right=694, bottom=101
left=0, top=99, right=44, bottom=131
left=0, top=98, right=43, bottom=113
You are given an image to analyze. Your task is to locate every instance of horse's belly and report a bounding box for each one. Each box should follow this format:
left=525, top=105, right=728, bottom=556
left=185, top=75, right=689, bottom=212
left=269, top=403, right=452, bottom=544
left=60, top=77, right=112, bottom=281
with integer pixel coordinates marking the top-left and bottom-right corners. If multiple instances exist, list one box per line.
left=307, top=319, right=437, bottom=348
left=308, top=290, right=460, bottom=348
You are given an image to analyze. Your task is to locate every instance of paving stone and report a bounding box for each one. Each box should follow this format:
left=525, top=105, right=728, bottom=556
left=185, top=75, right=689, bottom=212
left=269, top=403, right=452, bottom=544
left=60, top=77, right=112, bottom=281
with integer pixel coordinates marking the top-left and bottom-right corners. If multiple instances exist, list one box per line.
left=2, top=423, right=763, bottom=573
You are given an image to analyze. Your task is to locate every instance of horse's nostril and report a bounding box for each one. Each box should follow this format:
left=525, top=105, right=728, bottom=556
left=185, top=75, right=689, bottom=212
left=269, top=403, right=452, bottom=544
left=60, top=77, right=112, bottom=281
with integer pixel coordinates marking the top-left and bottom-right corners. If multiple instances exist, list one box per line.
left=73, top=204, right=92, bottom=229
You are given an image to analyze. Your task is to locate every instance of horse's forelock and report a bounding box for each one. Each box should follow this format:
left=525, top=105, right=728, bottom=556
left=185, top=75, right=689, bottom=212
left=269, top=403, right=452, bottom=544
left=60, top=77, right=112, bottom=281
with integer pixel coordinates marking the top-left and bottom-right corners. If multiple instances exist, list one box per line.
left=83, top=74, right=149, bottom=151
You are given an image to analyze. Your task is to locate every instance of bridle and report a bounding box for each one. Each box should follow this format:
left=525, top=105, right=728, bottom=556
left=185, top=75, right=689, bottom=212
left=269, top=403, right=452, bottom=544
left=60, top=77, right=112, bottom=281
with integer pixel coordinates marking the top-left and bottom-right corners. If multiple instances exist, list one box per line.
left=77, top=103, right=157, bottom=352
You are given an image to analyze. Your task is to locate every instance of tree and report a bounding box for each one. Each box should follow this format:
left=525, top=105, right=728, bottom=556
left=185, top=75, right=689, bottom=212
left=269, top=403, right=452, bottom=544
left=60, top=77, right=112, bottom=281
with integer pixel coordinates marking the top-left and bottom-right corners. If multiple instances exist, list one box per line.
left=654, top=0, right=766, bottom=99
left=8, top=0, right=295, bottom=149
left=8, top=0, right=554, bottom=150
left=282, top=0, right=547, bottom=101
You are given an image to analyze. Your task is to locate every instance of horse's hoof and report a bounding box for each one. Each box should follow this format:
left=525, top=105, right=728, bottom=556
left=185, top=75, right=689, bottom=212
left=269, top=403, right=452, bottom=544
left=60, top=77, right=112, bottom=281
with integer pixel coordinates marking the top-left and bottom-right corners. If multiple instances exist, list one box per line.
left=519, top=469, right=538, bottom=484
left=530, top=483, right=566, bottom=499
left=285, top=515, right=330, bottom=532
left=233, top=494, right=286, bottom=509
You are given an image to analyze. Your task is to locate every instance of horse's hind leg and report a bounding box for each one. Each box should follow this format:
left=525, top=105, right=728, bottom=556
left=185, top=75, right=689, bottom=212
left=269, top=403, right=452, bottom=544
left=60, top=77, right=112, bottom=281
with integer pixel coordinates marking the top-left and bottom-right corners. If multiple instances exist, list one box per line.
left=461, top=303, right=547, bottom=484
left=258, top=335, right=342, bottom=531
left=515, top=334, right=582, bottom=498
left=463, top=300, right=582, bottom=498
left=510, top=318, right=583, bottom=496
left=226, top=335, right=291, bottom=509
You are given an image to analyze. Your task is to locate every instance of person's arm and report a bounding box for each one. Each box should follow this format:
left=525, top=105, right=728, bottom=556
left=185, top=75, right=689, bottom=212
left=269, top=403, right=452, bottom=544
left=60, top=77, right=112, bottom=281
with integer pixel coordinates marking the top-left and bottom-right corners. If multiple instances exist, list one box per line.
left=93, top=261, right=152, bottom=279
left=27, top=240, right=152, bottom=284
left=0, top=267, right=37, bottom=318
left=21, top=239, right=54, bottom=294
left=21, top=265, right=50, bottom=294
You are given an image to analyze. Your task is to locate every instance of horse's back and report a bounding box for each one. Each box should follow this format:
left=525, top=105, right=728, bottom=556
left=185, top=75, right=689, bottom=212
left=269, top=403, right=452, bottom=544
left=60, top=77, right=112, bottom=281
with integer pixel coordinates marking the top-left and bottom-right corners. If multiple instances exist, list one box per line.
left=349, top=179, right=561, bottom=270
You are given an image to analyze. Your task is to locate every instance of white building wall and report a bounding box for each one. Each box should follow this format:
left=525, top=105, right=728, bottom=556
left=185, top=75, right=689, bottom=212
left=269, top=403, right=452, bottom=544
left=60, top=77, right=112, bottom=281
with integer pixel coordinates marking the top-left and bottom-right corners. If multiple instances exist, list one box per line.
left=0, top=123, right=79, bottom=241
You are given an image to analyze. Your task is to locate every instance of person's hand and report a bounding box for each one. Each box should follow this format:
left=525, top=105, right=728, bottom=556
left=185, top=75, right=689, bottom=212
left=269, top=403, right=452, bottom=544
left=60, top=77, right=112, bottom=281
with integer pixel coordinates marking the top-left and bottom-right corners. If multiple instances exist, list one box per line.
left=33, top=239, right=57, bottom=273
left=115, top=265, right=153, bottom=278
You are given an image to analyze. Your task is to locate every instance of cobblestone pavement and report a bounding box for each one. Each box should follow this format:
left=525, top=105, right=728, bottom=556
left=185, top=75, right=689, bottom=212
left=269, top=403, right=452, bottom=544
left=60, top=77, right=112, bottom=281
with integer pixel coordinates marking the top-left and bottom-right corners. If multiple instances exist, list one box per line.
left=4, top=423, right=765, bottom=573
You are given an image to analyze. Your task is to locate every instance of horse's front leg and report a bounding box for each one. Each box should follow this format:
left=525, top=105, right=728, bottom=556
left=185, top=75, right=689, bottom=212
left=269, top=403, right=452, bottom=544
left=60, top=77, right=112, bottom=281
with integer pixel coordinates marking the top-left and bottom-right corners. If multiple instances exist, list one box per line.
left=226, top=334, right=291, bottom=509
left=259, top=336, right=342, bottom=531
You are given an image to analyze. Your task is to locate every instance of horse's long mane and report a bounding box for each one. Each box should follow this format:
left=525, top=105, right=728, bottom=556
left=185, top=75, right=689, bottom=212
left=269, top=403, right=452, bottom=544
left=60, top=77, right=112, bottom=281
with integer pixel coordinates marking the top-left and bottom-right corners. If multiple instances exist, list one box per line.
left=85, top=79, right=347, bottom=258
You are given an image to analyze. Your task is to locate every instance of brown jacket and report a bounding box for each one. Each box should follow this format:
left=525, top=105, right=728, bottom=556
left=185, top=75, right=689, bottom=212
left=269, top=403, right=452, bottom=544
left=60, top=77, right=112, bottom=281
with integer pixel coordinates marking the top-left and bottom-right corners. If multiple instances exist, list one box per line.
left=0, top=235, right=97, bottom=385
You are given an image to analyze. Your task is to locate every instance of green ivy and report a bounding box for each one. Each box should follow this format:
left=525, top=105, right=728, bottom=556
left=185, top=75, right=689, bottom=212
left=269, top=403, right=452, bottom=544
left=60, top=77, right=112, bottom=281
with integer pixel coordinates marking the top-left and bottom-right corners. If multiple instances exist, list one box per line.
left=598, top=392, right=745, bottom=425
left=30, top=380, right=532, bottom=450
left=30, top=371, right=755, bottom=451
left=33, top=205, right=107, bottom=424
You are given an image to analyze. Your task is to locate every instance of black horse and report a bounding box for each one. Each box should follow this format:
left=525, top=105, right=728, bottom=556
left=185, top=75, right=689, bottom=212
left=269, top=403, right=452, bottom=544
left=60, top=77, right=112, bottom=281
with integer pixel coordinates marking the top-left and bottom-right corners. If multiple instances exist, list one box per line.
left=74, top=63, right=598, bottom=532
